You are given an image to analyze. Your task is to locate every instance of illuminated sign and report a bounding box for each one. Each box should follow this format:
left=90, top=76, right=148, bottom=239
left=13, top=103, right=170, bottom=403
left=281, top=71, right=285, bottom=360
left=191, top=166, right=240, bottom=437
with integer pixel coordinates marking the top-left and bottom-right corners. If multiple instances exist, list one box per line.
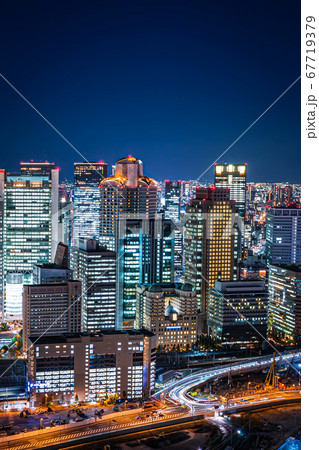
left=215, top=165, right=224, bottom=175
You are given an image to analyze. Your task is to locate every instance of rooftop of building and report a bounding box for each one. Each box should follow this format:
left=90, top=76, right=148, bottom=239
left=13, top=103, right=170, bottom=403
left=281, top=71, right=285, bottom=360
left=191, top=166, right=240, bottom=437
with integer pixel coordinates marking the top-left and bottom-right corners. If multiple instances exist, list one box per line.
left=270, top=264, right=301, bottom=273
left=116, top=156, right=142, bottom=164
left=138, top=282, right=195, bottom=293
left=28, top=329, right=154, bottom=344
left=34, top=263, right=72, bottom=270
left=24, top=280, right=81, bottom=288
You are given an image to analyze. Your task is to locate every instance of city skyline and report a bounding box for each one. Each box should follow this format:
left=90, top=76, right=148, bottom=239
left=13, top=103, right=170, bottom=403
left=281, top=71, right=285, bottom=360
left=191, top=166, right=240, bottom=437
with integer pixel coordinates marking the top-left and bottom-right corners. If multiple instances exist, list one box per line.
left=0, top=1, right=304, bottom=446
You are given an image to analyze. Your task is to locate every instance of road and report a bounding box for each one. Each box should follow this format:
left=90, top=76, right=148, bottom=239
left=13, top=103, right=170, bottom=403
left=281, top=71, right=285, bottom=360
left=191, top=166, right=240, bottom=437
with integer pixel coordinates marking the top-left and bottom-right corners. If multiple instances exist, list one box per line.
left=0, top=351, right=300, bottom=449
left=154, top=351, right=300, bottom=412
left=0, top=409, right=187, bottom=450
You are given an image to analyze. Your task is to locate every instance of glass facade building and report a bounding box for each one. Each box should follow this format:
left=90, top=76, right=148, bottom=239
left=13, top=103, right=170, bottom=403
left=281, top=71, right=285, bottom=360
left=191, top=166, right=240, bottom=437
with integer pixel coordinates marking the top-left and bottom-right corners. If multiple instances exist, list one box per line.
left=266, top=206, right=301, bottom=266
left=207, top=280, right=268, bottom=347
left=71, top=239, right=116, bottom=332
left=185, top=187, right=241, bottom=313
left=268, top=264, right=301, bottom=346
left=73, top=162, right=107, bottom=246
left=116, top=218, right=174, bottom=329
left=3, top=170, right=58, bottom=319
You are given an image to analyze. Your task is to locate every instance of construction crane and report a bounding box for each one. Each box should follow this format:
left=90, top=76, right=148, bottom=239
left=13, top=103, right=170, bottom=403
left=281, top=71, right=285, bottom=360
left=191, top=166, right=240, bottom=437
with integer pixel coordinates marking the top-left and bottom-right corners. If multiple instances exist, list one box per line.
left=265, top=352, right=278, bottom=390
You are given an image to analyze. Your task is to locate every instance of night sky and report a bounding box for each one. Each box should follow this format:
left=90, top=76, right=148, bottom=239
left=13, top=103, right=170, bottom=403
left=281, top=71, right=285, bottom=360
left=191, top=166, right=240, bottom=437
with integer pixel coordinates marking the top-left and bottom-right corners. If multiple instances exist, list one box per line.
left=0, top=0, right=301, bottom=183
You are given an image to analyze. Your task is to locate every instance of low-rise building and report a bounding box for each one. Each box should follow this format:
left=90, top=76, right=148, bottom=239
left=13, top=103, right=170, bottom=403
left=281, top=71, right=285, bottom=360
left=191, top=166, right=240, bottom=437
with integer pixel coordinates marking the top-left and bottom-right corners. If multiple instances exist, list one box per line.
left=136, top=283, right=201, bottom=350
left=27, top=330, right=156, bottom=405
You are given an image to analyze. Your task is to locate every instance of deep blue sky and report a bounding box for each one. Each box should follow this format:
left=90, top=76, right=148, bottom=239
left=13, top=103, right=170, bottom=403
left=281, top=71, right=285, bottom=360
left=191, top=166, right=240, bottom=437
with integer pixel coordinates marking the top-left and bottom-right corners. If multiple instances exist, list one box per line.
left=0, top=1, right=300, bottom=183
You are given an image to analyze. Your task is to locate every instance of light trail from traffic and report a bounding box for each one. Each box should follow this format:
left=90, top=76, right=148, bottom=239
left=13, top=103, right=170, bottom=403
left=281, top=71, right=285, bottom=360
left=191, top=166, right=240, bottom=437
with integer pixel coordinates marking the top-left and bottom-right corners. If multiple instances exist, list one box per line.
left=154, top=351, right=300, bottom=412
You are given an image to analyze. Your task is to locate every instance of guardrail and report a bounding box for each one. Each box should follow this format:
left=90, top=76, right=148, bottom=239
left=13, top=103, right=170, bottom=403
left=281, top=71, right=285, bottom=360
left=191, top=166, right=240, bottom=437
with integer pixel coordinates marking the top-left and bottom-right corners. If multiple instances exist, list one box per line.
left=0, top=408, right=144, bottom=445
left=35, top=413, right=205, bottom=450
left=219, top=395, right=301, bottom=415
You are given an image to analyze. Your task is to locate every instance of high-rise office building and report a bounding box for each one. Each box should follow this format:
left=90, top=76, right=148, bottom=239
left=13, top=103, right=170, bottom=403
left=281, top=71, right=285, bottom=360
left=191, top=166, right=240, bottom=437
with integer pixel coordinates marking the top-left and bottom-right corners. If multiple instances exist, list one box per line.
left=2, top=165, right=59, bottom=319
left=207, top=280, right=268, bottom=347
left=268, top=264, right=301, bottom=346
left=214, top=163, right=247, bottom=217
left=27, top=329, right=156, bottom=403
left=23, top=280, right=82, bottom=351
left=185, top=187, right=241, bottom=313
left=265, top=206, right=301, bottom=266
left=116, top=218, right=174, bottom=329
left=20, top=161, right=56, bottom=176
left=74, top=162, right=107, bottom=185
left=70, top=239, right=117, bottom=332
left=164, top=180, right=183, bottom=278
left=0, top=170, right=5, bottom=318
left=164, top=181, right=181, bottom=222
left=99, top=156, right=158, bottom=250
left=73, top=162, right=107, bottom=246
left=54, top=242, right=69, bottom=267
left=58, top=180, right=73, bottom=251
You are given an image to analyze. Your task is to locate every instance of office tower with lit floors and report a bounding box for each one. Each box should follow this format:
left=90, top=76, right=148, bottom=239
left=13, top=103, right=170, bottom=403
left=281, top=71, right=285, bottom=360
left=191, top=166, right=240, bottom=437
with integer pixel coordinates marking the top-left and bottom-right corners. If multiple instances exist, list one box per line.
left=207, top=280, right=268, bottom=347
left=58, top=180, right=73, bottom=251
left=164, top=180, right=181, bottom=222
left=214, top=163, right=247, bottom=217
left=266, top=205, right=301, bottom=266
left=2, top=163, right=59, bottom=320
left=164, top=180, right=184, bottom=280
left=268, top=264, right=301, bottom=346
left=185, top=187, right=241, bottom=313
left=0, top=170, right=4, bottom=318
left=71, top=239, right=116, bottom=332
left=23, top=280, right=82, bottom=351
left=73, top=162, right=108, bottom=246
left=116, top=218, right=174, bottom=329
left=99, top=156, right=158, bottom=250
left=27, top=329, right=156, bottom=404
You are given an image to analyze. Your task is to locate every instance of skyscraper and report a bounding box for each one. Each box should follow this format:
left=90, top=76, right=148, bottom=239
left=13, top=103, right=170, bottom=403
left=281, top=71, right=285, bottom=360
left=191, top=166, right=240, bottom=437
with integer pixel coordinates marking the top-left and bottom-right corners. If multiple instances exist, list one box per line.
left=164, top=180, right=183, bottom=278
left=23, top=280, right=82, bottom=351
left=70, top=239, right=117, bottom=332
left=214, top=163, right=247, bottom=217
left=164, top=181, right=181, bottom=222
left=116, top=217, right=174, bottom=329
left=265, top=205, right=301, bottom=266
left=73, top=162, right=108, bottom=246
left=0, top=170, right=4, bottom=319
left=74, top=162, right=108, bottom=185
left=99, top=156, right=158, bottom=250
left=2, top=165, right=59, bottom=319
left=268, top=264, right=301, bottom=346
left=185, top=187, right=241, bottom=313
